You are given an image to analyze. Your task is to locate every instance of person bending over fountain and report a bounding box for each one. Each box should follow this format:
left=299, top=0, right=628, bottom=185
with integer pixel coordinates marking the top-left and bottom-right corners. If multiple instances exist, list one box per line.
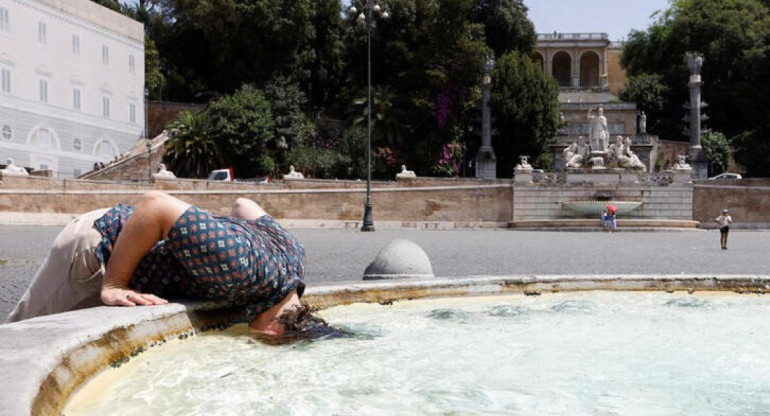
left=5, top=191, right=336, bottom=342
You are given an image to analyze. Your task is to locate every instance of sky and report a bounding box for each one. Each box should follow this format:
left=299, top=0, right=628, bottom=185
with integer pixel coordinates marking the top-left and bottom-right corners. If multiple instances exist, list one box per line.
left=524, top=0, right=672, bottom=42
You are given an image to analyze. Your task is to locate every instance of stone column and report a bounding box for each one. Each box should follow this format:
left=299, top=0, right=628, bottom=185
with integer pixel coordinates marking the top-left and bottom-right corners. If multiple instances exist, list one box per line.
left=475, top=55, right=497, bottom=179
left=686, top=52, right=708, bottom=179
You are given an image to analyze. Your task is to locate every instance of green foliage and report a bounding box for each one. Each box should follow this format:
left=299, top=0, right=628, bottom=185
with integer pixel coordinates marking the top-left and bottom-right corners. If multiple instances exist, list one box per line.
left=99, top=0, right=553, bottom=180
left=732, top=126, right=770, bottom=177
left=207, top=84, right=275, bottom=177
left=90, top=0, right=123, bottom=13
left=470, top=0, right=536, bottom=56
left=701, top=130, right=731, bottom=177
left=490, top=51, right=560, bottom=176
left=618, top=73, right=670, bottom=134
left=621, top=0, right=770, bottom=175
left=144, top=36, right=163, bottom=95
left=163, top=111, right=223, bottom=178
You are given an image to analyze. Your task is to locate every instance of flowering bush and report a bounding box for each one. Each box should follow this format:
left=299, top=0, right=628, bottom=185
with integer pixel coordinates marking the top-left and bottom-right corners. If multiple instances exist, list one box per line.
left=432, top=140, right=464, bottom=177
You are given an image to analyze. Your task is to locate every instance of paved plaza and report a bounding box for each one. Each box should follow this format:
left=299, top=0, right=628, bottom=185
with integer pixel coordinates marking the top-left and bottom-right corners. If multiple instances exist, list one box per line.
left=2, top=225, right=769, bottom=320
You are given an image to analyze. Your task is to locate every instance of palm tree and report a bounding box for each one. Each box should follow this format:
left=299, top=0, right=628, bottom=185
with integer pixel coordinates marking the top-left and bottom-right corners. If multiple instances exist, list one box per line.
left=163, top=111, right=223, bottom=178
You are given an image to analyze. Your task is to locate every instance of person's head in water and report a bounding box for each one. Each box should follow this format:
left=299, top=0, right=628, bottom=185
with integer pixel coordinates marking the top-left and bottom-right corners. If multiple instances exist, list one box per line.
left=256, top=303, right=347, bottom=345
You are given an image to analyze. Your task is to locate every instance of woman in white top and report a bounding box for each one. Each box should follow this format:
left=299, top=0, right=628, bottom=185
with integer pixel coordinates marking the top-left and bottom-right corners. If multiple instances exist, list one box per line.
left=715, top=209, right=733, bottom=249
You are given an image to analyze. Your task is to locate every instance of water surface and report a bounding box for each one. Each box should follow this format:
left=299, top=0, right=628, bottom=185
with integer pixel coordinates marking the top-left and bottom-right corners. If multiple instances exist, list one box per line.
left=65, top=291, right=770, bottom=415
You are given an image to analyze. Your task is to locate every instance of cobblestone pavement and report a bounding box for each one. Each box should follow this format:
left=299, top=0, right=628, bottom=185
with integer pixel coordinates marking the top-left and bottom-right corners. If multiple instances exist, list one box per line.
left=2, top=225, right=769, bottom=321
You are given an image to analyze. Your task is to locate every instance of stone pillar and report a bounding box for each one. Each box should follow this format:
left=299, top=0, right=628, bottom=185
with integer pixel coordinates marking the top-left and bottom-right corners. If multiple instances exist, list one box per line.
left=475, top=55, right=497, bottom=179
left=686, top=53, right=708, bottom=179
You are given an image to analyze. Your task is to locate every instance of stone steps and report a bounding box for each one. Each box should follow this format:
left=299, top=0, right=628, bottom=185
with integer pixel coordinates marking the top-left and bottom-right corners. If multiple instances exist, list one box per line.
left=509, top=218, right=701, bottom=231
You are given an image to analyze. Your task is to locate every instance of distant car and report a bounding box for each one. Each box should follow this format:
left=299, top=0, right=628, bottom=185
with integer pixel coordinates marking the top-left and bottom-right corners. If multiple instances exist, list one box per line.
left=708, top=173, right=742, bottom=180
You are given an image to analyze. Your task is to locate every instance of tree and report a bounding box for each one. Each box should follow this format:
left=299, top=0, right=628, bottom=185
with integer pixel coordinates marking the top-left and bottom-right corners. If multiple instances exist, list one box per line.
left=701, top=130, right=731, bottom=177
left=470, top=0, right=536, bottom=57
left=163, top=111, right=223, bottom=178
left=621, top=0, right=770, bottom=175
left=207, top=84, right=275, bottom=178
left=490, top=51, right=560, bottom=176
left=618, top=73, right=670, bottom=136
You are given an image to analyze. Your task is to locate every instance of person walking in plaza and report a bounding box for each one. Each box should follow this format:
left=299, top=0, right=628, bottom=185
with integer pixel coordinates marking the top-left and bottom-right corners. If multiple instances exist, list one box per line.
left=5, top=191, right=330, bottom=341
left=715, top=208, right=733, bottom=249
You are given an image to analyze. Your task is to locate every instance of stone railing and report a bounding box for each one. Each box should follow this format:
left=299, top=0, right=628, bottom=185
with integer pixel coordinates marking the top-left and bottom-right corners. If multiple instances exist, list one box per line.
left=537, top=32, right=609, bottom=41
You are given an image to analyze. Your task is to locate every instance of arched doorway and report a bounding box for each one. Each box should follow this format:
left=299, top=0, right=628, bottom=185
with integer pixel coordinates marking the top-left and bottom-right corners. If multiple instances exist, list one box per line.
left=552, top=51, right=572, bottom=87
left=27, top=126, right=60, bottom=174
left=580, top=51, right=600, bottom=88
left=94, top=139, right=119, bottom=163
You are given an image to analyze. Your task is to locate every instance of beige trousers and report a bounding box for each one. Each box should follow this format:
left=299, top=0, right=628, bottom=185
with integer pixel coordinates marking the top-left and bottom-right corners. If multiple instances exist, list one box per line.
left=5, top=208, right=109, bottom=323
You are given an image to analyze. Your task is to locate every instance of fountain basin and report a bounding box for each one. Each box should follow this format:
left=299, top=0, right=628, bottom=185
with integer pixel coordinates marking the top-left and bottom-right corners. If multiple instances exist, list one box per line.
left=562, top=200, right=642, bottom=216
left=3, top=275, right=770, bottom=415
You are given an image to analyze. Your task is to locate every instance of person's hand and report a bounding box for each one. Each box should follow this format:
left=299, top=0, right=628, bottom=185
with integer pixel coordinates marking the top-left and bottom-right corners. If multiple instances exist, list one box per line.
left=101, top=287, right=168, bottom=307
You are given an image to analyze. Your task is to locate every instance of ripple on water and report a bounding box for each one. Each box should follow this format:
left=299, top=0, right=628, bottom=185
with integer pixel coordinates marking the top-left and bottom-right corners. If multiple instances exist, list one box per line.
left=664, top=297, right=712, bottom=308
left=426, top=308, right=472, bottom=321
left=550, top=299, right=598, bottom=313
left=487, top=304, right=530, bottom=317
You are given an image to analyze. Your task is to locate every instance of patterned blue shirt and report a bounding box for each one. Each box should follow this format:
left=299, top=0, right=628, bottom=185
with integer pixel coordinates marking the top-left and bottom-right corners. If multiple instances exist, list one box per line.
left=94, top=204, right=306, bottom=321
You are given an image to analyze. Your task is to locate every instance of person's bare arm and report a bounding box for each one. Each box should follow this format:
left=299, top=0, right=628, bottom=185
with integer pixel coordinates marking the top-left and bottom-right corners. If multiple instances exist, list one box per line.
left=101, top=192, right=191, bottom=306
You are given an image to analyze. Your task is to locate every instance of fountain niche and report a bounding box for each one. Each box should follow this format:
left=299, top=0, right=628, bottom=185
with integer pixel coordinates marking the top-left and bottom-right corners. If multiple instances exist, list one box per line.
left=562, top=200, right=642, bottom=216
left=511, top=104, right=696, bottom=227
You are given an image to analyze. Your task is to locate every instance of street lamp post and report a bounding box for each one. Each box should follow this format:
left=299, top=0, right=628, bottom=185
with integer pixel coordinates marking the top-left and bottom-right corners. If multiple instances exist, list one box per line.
left=145, top=88, right=152, bottom=182
left=351, top=1, right=388, bottom=232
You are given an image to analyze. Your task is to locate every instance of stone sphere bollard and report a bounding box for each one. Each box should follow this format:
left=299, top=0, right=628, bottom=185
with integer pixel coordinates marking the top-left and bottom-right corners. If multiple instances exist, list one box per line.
left=363, top=239, right=434, bottom=280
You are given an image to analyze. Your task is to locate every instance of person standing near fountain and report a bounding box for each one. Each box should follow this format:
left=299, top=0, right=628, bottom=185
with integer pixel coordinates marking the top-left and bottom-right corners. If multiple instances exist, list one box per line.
left=5, top=191, right=327, bottom=341
left=715, top=209, right=733, bottom=250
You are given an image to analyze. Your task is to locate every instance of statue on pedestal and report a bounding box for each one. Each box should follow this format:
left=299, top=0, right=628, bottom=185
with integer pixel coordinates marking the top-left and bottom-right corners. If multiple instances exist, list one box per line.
left=396, top=165, right=416, bottom=178
left=587, top=106, right=609, bottom=152
left=514, top=156, right=533, bottom=172
left=1, top=158, right=29, bottom=176
left=283, top=165, right=305, bottom=180
left=153, top=164, right=176, bottom=179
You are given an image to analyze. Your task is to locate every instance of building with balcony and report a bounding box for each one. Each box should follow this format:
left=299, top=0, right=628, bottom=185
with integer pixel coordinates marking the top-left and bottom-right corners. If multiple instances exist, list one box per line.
left=0, top=0, right=144, bottom=178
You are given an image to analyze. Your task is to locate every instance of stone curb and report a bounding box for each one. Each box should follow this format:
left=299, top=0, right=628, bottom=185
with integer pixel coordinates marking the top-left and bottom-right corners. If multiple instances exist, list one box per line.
left=2, top=274, right=770, bottom=415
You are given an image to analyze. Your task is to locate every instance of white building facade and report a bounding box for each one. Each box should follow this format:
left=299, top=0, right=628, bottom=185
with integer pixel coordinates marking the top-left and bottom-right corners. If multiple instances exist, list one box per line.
left=0, top=0, right=144, bottom=178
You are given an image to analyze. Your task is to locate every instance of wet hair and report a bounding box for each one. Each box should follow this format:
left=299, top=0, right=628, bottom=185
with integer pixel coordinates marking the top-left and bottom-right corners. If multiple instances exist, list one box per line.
left=269, top=303, right=348, bottom=345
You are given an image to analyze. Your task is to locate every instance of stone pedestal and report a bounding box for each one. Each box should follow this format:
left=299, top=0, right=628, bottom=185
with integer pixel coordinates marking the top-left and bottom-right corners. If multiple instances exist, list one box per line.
left=689, top=146, right=708, bottom=179
left=475, top=146, right=497, bottom=179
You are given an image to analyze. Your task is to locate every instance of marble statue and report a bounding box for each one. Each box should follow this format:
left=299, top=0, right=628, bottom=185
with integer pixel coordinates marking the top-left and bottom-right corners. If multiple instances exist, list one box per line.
left=153, top=163, right=176, bottom=179
left=587, top=106, right=609, bottom=152
left=283, top=165, right=304, bottom=180
left=563, top=143, right=583, bottom=169
left=1, top=158, right=29, bottom=176
left=514, top=155, right=533, bottom=172
left=623, top=137, right=646, bottom=171
left=672, top=154, right=692, bottom=171
left=608, top=136, right=645, bottom=171
left=396, top=165, right=416, bottom=178
left=638, top=111, right=647, bottom=134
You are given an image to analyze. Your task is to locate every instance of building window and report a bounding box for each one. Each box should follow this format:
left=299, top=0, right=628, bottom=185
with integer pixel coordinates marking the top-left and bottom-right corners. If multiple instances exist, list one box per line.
left=129, top=103, right=137, bottom=123
left=1, top=64, right=10, bottom=94
left=39, top=78, right=48, bottom=103
left=129, top=55, right=135, bottom=74
left=102, top=96, right=110, bottom=118
left=38, top=22, right=47, bottom=45
left=96, top=140, right=117, bottom=160
left=1, top=125, right=11, bottom=140
left=73, top=137, right=82, bottom=151
left=0, top=8, right=9, bottom=34
left=72, top=87, right=81, bottom=110
left=102, top=45, right=109, bottom=65
left=72, top=34, right=80, bottom=55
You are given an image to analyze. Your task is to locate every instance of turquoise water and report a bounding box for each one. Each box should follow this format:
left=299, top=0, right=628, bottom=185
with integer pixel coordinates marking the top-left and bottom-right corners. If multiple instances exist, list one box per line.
left=65, top=292, right=770, bottom=415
